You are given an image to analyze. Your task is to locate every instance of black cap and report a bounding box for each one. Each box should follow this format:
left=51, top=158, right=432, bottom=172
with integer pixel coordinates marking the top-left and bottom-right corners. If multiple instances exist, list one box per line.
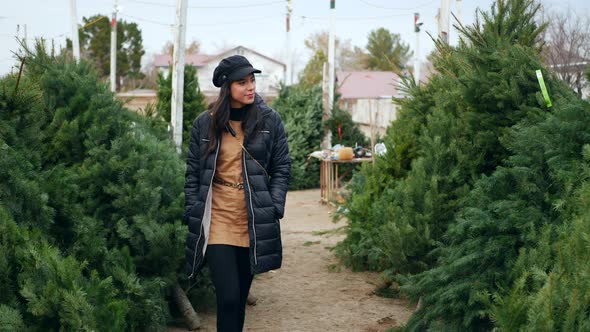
left=212, top=55, right=262, bottom=88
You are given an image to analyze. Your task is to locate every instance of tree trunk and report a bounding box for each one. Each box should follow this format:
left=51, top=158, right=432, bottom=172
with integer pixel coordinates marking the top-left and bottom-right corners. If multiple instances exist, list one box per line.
left=172, top=282, right=201, bottom=330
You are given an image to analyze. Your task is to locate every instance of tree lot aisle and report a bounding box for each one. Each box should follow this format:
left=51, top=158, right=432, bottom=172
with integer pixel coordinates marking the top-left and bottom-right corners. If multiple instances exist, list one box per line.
left=171, top=189, right=413, bottom=332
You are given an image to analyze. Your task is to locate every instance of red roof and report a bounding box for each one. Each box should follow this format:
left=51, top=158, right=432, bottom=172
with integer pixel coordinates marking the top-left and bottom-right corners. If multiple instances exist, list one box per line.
left=336, top=71, right=400, bottom=99
left=154, top=53, right=211, bottom=67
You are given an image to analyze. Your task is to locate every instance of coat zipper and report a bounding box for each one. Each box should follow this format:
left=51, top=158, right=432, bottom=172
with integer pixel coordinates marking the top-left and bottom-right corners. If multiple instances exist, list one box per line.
left=243, top=151, right=258, bottom=266
left=189, top=141, right=220, bottom=278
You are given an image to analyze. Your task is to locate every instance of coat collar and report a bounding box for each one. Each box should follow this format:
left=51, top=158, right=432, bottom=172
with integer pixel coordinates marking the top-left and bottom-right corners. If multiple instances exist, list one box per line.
left=243, top=93, right=272, bottom=137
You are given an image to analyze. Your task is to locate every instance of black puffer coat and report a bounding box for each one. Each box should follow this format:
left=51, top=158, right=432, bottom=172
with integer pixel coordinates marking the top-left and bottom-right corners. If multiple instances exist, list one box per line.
left=184, top=94, right=291, bottom=277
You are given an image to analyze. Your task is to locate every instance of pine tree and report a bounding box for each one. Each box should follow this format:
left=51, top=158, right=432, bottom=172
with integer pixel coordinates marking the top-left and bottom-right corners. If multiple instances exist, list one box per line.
left=326, top=104, right=368, bottom=148
left=365, top=27, right=412, bottom=73
left=489, top=101, right=590, bottom=331
left=398, top=0, right=588, bottom=329
left=271, top=84, right=324, bottom=189
left=156, top=64, right=207, bottom=153
left=0, top=41, right=193, bottom=330
left=336, top=0, right=590, bottom=329
left=69, top=15, right=145, bottom=90
left=338, top=0, right=552, bottom=278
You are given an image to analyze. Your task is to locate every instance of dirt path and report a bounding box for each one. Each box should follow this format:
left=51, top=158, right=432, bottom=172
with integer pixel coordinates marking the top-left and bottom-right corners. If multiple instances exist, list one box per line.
left=175, top=189, right=413, bottom=331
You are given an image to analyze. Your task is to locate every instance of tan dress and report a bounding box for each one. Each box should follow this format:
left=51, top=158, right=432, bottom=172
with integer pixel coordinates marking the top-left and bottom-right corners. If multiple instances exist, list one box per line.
left=208, top=120, right=249, bottom=247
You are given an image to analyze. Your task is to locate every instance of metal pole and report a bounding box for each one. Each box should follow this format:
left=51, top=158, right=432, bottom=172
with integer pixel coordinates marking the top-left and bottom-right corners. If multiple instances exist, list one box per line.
left=171, top=0, right=188, bottom=153
left=439, top=0, right=451, bottom=43
left=326, top=0, right=335, bottom=149
left=285, top=0, right=293, bottom=85
left=415, top=31, right=421, bottom=83
left=456, top=0, right=462, bottom=25
left=414, top=12, right=422, bottom=84
left=321, top=61, right=331, bottom=150
left=70, top=0, right=80, bottom=61
left=110, top=0, right=118, bottom=92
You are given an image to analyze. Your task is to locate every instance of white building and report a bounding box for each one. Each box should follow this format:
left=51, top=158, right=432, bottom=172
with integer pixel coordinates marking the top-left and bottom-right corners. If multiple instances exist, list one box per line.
left=154, top=46, right=286, bottom=101
left=549, top=59, right=590, bottom=99
left=336, top=71, right=403, bottom=138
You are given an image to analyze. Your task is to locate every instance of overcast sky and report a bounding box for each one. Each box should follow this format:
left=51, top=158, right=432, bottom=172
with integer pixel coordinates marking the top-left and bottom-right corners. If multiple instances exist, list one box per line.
left=1, top=0, right=588, bottom=78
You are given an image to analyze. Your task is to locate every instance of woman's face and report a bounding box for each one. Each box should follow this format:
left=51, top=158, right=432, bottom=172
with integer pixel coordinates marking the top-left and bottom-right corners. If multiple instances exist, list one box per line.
left=230, top=74, right=256, bottom=108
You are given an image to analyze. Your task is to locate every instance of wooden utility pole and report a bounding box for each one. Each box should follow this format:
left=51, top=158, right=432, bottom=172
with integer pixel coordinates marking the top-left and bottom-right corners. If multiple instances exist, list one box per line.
left=110, top=0, right=118, bottom=92
left=70, top=0, right=80, bottom=61
left=171, top=0, right=188, bottom=153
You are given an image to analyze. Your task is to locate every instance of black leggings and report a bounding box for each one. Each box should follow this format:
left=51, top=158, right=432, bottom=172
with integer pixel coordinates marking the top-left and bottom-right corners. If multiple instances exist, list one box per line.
left=206, top=244, right=253, bottom=332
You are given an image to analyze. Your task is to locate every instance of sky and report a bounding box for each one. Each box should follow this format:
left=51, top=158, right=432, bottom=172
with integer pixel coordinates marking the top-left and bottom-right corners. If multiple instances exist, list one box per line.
left=1, top=0, right=588, bottom=78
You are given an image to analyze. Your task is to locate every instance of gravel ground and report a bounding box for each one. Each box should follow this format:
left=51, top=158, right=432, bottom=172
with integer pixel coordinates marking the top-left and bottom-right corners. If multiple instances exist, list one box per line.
left=170, top=189, right=413, bottom=332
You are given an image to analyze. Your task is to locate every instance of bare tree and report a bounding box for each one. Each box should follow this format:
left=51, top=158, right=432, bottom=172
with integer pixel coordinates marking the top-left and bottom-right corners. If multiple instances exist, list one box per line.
left=137, top=54, right=159, bottom=90
left=540, top=8, right=590, bottom=97
left=161, top=41, right=174, bottom=56
left=304, top=31, right=367, bottom=71
left=186, top=40, right=200, bottom=54
left=161, top=39, right=200, bottom=56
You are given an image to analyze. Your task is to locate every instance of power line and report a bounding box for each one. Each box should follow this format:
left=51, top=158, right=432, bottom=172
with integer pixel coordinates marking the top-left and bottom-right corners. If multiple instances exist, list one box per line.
left=125, top=0, right=283, bottom=9
left=2, top=33, right=67, bottom=40
left=299, top=13, right=410, bottom=22
left=96, top=0, right=436, bottom=28
left=189, top=15, right=276, bottom=26
left=191, top=0, right=282, bottom=9
left=81, top=16, right=108, bottom=30
left=121, top=13, right=276, bottom=27
left=357, top=0, right=437, bottom=11
left=120, top=14, right=172, bottom=26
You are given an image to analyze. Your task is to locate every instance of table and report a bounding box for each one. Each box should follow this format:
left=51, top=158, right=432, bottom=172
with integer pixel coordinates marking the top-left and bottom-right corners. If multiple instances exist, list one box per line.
left=319, top=158, right=373, bottom=204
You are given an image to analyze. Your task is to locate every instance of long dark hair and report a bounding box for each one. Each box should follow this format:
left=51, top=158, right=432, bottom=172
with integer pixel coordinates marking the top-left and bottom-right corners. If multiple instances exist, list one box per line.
left=206, top=81, right=259, bottom=154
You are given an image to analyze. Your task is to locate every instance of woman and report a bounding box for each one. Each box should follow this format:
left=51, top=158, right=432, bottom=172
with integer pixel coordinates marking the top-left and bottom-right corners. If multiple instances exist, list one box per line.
left=183, top=55, right=291, bottom=332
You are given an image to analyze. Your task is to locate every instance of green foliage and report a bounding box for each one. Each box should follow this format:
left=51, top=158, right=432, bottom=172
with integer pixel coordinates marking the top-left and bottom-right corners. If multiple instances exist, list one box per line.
left=0, top=41, right=190, bottom=330
left=272, top=84, right=323, bottom=189
left=298, top=50, right=327, bottom=89
left=326, top=105, right=368, bottom=148
left=365, top=28, right=412, bottom=73
left=271, top=83, right=369, bottom=190
left=404, top=97, right=589, bottom=330
left=156, top=64, right=207, bottom=153
left=337, top=0, right=590, bottom=329
left=69, top=15, right=145, bottom=90
left=302, top=31, right=369, bottom=73
left=489, top=108, right=590, bottom=331
left=0, top=304, right=25, bottom=332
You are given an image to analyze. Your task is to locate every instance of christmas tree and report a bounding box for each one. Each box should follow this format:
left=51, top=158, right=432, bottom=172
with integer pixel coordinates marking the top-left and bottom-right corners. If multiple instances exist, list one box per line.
left=0, top=42, right=199, bottom=330
left=337, top=0, right=590, bottom=329
left=156, top=64, right=207, bottom=154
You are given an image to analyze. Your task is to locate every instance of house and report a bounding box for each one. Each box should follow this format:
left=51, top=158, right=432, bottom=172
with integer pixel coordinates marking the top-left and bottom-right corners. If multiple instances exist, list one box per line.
left=548, top=58, right=590, bottom=98
left=154, top=46, right=286, bottom=102
left=116, top=89, right=157, bottom=114
left=336, top=71, right=403, bottom=138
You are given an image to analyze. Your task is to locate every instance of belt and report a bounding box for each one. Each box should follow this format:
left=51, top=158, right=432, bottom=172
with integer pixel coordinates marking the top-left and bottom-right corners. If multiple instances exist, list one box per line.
left=213, top=177, right=244, bottom=190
